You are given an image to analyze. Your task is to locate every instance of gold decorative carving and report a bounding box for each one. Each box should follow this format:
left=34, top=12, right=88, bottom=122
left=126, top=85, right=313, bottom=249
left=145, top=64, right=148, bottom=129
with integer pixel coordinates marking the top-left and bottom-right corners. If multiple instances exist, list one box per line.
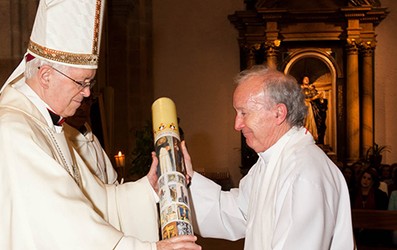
left=359, top=41, right=376, bottom=57
left=346, top=38, right=359, bottom=55
left=264, top=39, right=281, bottom=56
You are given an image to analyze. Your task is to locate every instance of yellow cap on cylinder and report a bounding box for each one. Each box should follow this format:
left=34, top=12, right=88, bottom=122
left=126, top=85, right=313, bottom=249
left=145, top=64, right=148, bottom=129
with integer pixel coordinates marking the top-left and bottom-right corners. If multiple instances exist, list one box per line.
left=151, top=97, right=180, bottom=142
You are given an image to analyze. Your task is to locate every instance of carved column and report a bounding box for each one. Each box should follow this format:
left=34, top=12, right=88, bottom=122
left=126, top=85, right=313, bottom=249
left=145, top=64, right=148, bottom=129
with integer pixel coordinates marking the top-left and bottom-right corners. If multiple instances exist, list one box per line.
left=346, top=39, right=360, bottom=162
left=360, top=41, right=375, bottom=156
left=245, top=44, right=258, bottom=69
left=264, top=20, right=280, bottom=69
left=264, top=40, right=280, bottom=69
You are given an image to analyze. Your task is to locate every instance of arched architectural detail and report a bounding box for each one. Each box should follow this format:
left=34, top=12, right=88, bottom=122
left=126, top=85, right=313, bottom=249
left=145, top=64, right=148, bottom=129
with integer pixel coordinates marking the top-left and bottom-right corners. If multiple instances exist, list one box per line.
left=282, top=49, right=339, bottom=153
left=229, top=1, right=388, bottom=170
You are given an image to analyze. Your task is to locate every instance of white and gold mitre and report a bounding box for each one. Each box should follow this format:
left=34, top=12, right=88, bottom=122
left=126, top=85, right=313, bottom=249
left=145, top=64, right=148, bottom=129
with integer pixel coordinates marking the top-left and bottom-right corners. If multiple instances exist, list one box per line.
left=28, top=0, right=105, bottom=69
left=1, top=0, right=106, bottom=92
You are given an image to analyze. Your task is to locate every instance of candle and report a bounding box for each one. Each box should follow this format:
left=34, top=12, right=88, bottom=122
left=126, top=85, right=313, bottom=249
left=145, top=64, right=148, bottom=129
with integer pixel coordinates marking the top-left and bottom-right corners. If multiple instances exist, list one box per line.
left=151, top=97, right=194, bottom=239
left=152, top=97, right=180, bottom=142
left=114, top=151, right=125, bottom=167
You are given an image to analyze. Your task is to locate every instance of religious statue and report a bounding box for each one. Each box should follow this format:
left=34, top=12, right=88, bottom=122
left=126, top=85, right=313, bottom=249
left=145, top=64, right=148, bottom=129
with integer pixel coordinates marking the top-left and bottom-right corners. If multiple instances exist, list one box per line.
left=301, top=76, right=328, bottom=144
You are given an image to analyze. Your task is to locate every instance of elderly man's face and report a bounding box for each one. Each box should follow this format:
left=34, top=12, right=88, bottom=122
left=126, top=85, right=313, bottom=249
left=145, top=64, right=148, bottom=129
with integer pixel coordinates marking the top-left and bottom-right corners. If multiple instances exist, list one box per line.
left=45, top=66, right=96, bottom=118
left=233, top=76, right=278, bottom=153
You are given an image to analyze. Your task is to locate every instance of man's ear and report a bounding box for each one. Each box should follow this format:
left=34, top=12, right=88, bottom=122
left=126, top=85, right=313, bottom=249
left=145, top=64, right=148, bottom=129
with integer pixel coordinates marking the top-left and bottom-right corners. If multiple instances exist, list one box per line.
left=275, top=103, right=287, bottom=125
left=37, top=65, right=51, bottom=89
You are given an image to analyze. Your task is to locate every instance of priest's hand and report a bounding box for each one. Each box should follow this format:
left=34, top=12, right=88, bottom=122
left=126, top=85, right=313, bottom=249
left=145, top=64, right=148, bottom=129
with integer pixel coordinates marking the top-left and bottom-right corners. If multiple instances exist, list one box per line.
left=181, top=141, right=194, bottom=181
left=147, top=151, right=159, bottom=193
left=156, top=235, right=201, bottom=250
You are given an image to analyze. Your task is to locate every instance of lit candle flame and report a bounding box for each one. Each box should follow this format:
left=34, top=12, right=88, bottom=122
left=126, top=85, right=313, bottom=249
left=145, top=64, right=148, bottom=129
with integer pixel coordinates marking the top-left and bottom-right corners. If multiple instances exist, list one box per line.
left=115, top=151, right=125, bottom=167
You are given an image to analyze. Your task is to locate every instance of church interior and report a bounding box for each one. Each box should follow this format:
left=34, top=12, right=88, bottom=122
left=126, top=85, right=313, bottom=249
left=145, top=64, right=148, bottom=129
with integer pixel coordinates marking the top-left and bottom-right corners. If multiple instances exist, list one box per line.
left=1, top=0, right=397, bottom=249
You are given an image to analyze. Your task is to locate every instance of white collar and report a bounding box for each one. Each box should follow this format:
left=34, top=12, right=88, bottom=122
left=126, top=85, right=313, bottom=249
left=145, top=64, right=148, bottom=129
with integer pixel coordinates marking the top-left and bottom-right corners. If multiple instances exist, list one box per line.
left=258, top=126, right=299, bottom=165
left=15, top=82, right=57, bottom=129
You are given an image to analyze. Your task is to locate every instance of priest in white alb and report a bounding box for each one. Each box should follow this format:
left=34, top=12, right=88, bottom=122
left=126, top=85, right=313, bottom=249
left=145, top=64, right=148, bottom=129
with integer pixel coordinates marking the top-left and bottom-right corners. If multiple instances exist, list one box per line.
left=182, top=66, right=355, bottom=250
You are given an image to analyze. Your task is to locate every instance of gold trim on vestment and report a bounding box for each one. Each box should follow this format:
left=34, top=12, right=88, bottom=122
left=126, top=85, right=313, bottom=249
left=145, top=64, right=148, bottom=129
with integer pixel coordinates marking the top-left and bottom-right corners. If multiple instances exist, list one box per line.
left=28, top=40, right=99, bottom=66
left=92, top=0, right=101, bottom=54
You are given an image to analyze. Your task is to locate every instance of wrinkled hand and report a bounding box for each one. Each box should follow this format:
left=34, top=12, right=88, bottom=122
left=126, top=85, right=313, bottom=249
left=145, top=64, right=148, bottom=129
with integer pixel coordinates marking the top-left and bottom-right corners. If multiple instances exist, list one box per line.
left=147, top=152, right=159, bottom=193
left=181, top=141, right=194, bottom=178
left=157, top=235, right=201, bottom=250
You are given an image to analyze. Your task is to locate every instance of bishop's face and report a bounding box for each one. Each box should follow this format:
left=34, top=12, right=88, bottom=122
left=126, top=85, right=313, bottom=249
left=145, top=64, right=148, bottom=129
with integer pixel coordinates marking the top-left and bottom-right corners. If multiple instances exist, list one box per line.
left=44, top=66, right=96, bottom=118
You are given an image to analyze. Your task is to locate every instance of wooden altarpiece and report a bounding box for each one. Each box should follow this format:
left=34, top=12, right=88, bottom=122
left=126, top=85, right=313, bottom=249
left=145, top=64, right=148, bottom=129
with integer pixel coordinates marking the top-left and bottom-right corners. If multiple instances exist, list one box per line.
left=228, top=0, right=388, bottom=172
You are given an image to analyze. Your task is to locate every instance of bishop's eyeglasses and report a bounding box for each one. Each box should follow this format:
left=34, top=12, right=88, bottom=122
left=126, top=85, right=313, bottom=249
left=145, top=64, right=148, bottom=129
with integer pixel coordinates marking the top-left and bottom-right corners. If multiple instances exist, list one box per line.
left=38, top=66, right=96, bottom=89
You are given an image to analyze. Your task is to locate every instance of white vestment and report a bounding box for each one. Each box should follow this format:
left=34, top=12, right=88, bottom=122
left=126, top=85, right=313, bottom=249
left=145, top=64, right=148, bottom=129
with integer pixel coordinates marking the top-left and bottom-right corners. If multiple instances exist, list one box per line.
left=189, top=127, right=355, bottom=250
left=64, top=122, right=118, bottom=184
left=0, top=83, right=159, bottom=250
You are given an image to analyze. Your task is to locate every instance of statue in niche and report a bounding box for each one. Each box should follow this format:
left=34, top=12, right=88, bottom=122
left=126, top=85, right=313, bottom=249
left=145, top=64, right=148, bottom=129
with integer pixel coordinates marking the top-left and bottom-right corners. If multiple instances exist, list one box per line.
left=300, top=76, right=328, bottom=144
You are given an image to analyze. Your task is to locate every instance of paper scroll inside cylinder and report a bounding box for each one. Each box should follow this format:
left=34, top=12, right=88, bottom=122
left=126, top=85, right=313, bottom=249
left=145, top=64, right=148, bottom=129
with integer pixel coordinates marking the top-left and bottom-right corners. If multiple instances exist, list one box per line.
left=151, top=97, right=193, bottom=239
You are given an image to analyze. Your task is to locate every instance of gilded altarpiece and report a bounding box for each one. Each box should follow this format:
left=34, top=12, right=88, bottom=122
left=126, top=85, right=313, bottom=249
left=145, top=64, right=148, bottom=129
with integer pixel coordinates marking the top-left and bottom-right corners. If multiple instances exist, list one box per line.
left=229, top=0, right=388, bottom=172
